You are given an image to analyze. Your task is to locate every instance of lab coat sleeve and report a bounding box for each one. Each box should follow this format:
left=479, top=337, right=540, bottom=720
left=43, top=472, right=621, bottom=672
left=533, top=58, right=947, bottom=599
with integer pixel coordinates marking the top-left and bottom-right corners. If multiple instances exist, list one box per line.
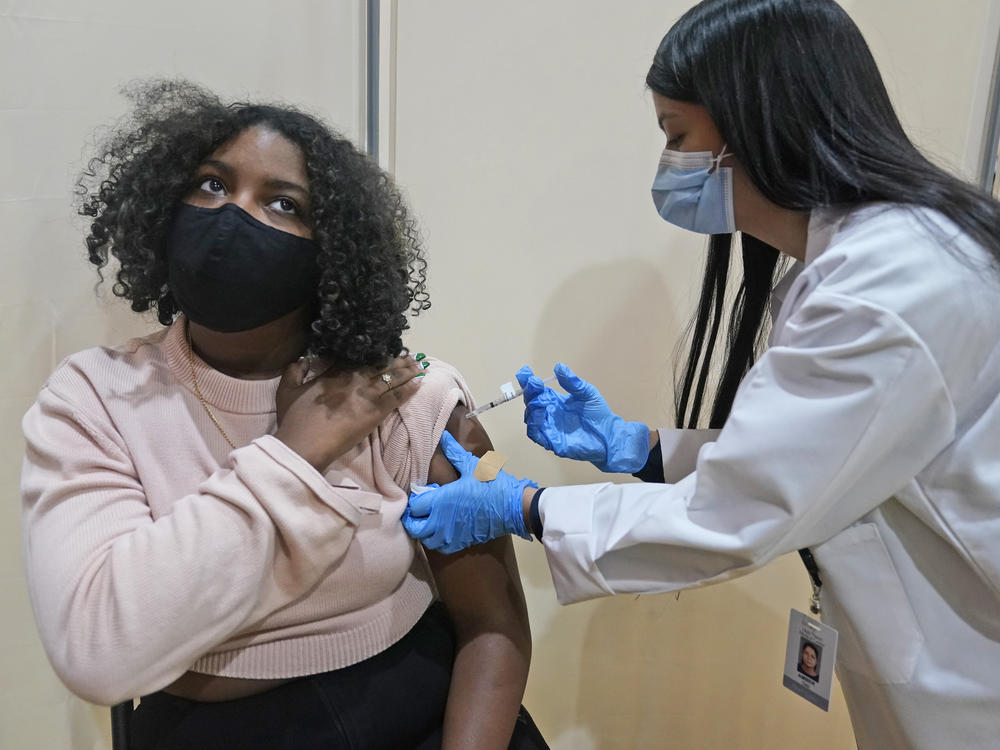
left=655, top=428, right=721, bottom=483
left=539, top=292, right=956, bottom=605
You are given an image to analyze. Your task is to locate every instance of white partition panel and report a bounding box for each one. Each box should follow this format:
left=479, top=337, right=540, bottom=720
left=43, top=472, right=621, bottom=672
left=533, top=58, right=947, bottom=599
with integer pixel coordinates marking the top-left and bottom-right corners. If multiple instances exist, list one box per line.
left=0, top=2, right=362, bottom=747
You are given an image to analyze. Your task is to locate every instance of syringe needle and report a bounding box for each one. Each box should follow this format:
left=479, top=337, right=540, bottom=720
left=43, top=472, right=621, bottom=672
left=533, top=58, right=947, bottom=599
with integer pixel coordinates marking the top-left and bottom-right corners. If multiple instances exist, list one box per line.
left=464, top=376, right=556, bottom=419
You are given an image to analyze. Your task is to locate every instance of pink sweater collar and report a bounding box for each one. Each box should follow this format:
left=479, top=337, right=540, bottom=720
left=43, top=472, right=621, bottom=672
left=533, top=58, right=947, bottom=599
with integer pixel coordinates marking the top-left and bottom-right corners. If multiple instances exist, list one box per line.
left=163, top=318, right=279, bottom=415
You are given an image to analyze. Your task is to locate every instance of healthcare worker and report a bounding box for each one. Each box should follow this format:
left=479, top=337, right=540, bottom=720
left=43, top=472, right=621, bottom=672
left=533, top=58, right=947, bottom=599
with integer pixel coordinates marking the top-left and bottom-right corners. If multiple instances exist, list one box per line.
left=403, top=0, right=1000, bottom=748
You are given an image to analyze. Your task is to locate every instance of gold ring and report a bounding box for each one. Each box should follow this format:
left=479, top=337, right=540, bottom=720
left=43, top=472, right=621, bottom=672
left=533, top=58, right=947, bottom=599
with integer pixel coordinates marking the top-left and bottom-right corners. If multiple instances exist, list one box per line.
left=380, top=372, right=393, bottom=390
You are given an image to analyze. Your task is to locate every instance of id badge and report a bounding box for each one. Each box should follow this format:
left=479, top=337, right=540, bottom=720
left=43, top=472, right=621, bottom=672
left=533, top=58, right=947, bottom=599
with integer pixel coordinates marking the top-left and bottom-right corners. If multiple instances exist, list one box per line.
left=782, top=609, right=838, bottom=711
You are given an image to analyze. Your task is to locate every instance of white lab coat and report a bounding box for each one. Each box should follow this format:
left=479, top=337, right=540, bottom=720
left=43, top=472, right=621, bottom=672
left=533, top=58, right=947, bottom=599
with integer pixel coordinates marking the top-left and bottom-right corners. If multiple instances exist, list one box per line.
left=537, top=204, right=1000, bottom=749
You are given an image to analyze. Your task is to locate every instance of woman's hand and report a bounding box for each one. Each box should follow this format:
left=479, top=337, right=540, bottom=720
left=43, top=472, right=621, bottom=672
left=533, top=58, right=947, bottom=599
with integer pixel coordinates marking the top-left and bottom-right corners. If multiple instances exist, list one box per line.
left=403, top=431, right=535, bottom=553
left=274, top=354, right=423, bottom=471
left=518, top=362, right=650, bottom=473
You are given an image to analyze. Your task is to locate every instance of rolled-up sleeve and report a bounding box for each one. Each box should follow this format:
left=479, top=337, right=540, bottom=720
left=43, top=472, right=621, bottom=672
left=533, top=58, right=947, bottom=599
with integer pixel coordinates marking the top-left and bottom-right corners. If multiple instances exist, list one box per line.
left=539, top=292, right=955, bottom=605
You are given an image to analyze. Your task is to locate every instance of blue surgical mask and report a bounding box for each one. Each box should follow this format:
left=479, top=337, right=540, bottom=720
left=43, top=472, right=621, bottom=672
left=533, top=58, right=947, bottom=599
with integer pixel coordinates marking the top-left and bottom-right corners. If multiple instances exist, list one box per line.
left=651, top=145, right=735, bottom=234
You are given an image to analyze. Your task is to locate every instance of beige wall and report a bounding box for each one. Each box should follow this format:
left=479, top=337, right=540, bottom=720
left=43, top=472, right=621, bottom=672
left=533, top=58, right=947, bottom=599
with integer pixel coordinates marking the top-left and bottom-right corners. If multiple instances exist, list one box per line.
left=839, top=0, right=1000, bottom=180
left=2, top=1, right=999, bottom=748
left=390, top=1, right=1000, bottom=748
left=0, top=2, right=362, bottom=747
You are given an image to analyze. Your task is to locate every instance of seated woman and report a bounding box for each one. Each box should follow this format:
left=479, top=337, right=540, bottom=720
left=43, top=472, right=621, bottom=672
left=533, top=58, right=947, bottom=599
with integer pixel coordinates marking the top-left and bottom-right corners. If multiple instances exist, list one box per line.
left=21, top=80, right=546, bottom=750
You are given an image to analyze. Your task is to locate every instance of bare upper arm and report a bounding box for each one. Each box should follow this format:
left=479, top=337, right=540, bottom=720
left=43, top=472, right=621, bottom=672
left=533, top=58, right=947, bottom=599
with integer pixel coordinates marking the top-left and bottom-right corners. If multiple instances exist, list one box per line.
left=424, top=404, right=528, bottom=636
left=427, top=402, right=493, bottom=484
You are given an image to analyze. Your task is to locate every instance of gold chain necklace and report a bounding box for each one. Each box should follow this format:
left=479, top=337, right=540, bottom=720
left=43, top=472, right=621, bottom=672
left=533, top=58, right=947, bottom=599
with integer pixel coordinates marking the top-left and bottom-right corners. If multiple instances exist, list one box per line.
left=186, top=326, right=236, bottom=450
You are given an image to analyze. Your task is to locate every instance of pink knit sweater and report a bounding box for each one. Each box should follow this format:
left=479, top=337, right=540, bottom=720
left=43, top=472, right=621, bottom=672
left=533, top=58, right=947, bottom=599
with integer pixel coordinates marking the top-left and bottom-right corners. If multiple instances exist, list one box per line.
left=21, top=319, right=473, bottom=705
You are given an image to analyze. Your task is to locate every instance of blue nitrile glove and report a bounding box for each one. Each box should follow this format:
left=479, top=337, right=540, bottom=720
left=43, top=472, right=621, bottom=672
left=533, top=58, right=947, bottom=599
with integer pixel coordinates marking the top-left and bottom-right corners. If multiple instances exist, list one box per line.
left=402, top=431, right=536, bottom=554
left=516, top=362, right=650, bottom=473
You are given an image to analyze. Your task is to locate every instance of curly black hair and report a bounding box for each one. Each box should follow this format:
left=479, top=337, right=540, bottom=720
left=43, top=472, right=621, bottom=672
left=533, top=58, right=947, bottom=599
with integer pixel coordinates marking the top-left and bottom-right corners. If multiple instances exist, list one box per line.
left=77, top=79, right=429, bottom=368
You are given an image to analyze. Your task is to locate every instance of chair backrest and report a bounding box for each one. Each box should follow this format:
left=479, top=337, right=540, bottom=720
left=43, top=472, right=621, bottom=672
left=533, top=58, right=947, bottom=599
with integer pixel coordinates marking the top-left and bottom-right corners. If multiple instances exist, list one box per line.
left=110, top=700, right=134, bottom=750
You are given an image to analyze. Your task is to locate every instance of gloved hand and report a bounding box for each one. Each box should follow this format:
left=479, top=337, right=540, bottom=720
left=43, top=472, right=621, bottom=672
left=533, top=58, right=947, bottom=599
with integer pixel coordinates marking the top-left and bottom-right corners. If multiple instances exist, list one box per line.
left=402, top=431, right=536, bottom=554
left=517, top=362, right=650, bottom=473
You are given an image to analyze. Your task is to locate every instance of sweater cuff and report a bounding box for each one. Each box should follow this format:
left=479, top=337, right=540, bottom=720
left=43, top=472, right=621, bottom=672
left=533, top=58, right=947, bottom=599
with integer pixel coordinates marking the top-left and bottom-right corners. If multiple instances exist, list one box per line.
left=253, top=435, right=371, bottom=525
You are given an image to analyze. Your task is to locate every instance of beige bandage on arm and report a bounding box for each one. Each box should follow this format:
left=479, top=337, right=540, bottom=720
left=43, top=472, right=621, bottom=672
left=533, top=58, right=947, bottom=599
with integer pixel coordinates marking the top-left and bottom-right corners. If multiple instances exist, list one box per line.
left=473, top=451, right=508, bottom=481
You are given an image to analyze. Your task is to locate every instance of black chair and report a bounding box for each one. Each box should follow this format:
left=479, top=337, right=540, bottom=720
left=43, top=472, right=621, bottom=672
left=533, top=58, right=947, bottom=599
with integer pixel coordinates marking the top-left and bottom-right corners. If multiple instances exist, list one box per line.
left=110, top=700, right=133, bottom=750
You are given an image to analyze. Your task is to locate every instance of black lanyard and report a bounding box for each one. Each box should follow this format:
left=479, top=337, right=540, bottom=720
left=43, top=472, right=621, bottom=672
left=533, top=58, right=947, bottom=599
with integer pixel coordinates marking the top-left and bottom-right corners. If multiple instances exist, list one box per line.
left=798, top=548, right=823, bottom=615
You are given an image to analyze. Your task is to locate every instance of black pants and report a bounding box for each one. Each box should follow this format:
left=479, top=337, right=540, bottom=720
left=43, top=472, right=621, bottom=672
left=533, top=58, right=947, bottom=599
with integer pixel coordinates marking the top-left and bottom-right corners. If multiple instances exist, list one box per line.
left=130, top=603, right=548, bottom=750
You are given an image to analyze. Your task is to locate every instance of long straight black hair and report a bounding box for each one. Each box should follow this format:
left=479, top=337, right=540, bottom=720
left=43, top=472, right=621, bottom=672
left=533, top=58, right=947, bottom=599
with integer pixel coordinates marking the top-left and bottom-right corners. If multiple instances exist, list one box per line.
left=647, top=0, right=1000, bottom=429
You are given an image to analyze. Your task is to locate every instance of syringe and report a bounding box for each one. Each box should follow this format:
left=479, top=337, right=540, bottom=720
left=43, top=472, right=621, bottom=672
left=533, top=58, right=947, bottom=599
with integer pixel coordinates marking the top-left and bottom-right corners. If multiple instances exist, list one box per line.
left=465, top=376, right=557, bottom=419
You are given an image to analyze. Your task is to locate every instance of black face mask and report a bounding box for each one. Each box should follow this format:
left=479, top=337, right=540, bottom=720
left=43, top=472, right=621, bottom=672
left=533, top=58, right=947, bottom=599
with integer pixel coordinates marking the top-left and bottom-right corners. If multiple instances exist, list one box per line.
left=166, top=202, right=318, bottom=333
